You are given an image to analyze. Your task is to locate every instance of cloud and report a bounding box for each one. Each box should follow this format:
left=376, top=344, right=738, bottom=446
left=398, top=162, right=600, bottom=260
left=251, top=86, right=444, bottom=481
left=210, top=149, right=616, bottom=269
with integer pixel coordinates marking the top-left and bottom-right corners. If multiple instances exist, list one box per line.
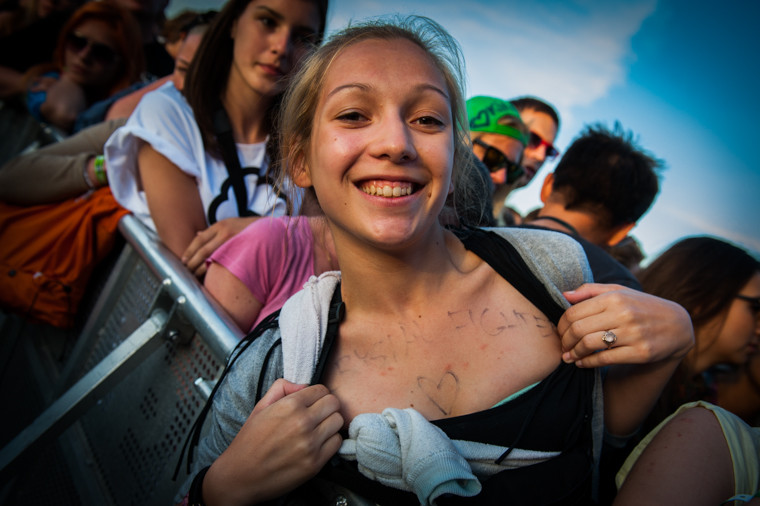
left=330, top=0, right=658, bottom=113
left=657, top=203, right=760, bottom=255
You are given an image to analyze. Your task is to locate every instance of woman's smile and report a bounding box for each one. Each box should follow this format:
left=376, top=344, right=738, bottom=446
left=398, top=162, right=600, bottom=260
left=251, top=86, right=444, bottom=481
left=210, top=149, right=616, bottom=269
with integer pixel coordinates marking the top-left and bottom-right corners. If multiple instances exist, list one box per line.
left=304, top=37, right=454, bottom=248
left=359, top=179, right=418, bottom=198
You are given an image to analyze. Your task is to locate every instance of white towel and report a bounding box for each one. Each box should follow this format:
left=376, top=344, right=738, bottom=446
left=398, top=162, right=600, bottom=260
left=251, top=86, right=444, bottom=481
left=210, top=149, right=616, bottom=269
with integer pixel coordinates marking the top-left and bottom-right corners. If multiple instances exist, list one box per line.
left=280, top=271, right=341, bottom=384
left=339, top=407, right=559, bottom=505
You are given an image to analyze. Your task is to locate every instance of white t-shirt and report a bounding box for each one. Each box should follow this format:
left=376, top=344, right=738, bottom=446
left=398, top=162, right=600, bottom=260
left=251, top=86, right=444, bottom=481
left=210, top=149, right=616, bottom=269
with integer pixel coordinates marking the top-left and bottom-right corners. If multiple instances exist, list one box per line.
left=105, top=82, right=291, bottom=231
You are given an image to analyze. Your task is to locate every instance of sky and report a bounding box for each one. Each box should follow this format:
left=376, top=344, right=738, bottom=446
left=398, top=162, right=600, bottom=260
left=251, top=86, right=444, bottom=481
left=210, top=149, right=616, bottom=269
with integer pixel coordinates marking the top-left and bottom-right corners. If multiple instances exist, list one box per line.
left=168, top=0, right=760, bottom=263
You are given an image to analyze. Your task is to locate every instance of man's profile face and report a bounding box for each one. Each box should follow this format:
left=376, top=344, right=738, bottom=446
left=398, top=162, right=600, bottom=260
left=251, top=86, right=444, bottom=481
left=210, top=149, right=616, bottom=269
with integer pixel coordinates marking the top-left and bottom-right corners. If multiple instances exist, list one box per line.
left=516, top=108, right=558, bottom=187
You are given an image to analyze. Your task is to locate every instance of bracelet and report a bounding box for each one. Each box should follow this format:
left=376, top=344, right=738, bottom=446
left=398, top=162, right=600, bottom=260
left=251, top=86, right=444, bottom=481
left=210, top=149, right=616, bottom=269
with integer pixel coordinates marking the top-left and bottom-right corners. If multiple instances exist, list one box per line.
left=93, top=155, right=107, bottom=185
left=83, top=162, right=96, bottom=189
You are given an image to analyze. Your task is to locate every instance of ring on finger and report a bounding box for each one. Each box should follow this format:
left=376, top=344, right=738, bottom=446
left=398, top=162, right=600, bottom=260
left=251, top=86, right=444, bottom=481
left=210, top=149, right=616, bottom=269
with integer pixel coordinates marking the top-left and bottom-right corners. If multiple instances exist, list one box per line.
left=602, top=330, right=617, bottom=347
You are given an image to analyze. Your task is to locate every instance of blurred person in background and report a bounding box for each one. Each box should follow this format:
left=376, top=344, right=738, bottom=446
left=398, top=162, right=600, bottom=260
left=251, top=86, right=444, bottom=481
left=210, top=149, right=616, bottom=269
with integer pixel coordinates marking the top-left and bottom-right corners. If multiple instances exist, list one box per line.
left=23, top=0, right=144, bottom=133
left=0, top=16, right=211, bottom=205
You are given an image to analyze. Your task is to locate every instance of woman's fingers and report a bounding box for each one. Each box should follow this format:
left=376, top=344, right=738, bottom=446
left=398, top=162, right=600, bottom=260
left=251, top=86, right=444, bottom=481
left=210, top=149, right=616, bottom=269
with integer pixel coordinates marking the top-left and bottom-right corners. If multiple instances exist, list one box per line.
left=560, top=284, right=694, bottom=367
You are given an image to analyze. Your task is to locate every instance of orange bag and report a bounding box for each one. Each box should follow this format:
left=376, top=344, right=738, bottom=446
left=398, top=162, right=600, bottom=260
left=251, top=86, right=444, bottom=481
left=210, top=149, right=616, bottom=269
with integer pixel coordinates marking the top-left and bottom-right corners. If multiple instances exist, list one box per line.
left=0, top=187, right=129, bottom=328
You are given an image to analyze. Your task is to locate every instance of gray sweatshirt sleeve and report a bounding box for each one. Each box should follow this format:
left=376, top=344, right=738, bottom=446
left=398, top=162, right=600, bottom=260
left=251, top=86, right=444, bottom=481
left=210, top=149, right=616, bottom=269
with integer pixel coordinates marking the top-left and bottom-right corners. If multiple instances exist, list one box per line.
left=0, top=117, right=126, bottom=205
left=178, top=329, right=284, bottom=497
left=488, top=227, right=593, bottom=308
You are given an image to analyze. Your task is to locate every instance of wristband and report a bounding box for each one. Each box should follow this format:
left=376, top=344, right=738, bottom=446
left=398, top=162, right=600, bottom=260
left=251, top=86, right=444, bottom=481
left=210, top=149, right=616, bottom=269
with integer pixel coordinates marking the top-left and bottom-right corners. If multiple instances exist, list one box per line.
left=93, top=155, right=107, bottom=185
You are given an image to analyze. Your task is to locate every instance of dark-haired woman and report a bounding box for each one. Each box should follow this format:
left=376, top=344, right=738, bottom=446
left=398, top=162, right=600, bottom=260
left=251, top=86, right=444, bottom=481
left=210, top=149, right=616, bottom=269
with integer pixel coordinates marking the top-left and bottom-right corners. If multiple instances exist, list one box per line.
left=637, top=235, right=760, bottom=430
left=105, top=0, right=328, bottom=277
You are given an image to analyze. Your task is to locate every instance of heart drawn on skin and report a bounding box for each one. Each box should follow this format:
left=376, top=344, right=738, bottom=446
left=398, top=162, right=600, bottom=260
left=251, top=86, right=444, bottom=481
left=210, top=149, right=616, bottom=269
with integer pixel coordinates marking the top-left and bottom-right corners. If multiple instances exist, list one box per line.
left=417, top=371, right=459, bottom=416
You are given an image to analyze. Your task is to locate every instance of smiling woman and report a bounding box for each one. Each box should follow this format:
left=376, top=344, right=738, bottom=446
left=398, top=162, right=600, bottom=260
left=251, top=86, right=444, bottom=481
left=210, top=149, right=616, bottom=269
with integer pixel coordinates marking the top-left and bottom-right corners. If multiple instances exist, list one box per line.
left=176, top=14, right=696, bottom=506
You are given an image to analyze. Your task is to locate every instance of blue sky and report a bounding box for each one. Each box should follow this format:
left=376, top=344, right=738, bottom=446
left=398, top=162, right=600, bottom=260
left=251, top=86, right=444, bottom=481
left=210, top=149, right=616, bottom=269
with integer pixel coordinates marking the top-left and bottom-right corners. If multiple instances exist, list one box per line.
left=169, top=0, right=760, bottom=262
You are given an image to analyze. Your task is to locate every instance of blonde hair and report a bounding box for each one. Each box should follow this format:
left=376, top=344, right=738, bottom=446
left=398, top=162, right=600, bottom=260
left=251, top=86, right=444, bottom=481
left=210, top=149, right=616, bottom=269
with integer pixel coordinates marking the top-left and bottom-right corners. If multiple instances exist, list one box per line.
left=276, top=15, right=477, bottom=219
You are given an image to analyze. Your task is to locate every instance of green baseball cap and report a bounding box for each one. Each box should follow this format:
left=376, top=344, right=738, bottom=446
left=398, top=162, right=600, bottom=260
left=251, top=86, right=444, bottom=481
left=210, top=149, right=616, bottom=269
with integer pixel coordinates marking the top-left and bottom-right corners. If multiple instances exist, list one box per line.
left=466, top=96, right=529, bottom=145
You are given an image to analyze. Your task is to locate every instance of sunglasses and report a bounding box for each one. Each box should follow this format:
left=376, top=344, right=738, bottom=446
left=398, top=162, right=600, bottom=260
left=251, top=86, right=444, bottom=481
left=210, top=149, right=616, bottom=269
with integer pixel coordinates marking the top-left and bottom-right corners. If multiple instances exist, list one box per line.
left=528, top=131, right=559, bottom=159
left=66, top=33, right=118, bottom=65
left=473, top=138, right=524, bottom=183
left=736, top=295, right=760, bottom=316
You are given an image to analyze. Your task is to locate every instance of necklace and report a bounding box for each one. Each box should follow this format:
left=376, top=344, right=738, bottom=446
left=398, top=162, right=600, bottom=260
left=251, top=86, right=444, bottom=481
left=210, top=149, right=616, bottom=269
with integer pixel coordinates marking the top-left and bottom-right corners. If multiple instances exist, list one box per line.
left=531, top=215, right=580, bottom=236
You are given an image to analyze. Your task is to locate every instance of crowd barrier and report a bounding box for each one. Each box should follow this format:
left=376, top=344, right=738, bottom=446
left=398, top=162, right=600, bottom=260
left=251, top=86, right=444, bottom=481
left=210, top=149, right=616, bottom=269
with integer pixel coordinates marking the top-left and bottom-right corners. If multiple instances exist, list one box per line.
left=0, top=214, right=245, bottom=505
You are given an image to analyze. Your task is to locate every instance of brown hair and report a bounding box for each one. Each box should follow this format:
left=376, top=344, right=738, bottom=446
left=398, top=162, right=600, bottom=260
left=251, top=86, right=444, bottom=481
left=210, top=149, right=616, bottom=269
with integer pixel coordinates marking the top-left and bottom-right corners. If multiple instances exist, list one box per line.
left=639, top=235, right=760, bottom=429
left=183, top=0, right=329, bottom=159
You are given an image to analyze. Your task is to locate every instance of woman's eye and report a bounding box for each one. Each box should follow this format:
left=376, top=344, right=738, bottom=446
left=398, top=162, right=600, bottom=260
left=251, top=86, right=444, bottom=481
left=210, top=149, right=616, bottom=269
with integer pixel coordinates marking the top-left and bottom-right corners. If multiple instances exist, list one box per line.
left=414, top=116, right=444, bottom=127
left=337, top=111, right=366, bottom=122
left=258, top=16, right=276, bottom=28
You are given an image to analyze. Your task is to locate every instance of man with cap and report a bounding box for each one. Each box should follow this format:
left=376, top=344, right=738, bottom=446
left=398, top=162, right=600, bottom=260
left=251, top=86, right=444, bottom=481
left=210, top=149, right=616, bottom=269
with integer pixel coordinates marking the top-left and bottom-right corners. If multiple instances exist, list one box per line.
left=466, top=96, right=529, bottom=224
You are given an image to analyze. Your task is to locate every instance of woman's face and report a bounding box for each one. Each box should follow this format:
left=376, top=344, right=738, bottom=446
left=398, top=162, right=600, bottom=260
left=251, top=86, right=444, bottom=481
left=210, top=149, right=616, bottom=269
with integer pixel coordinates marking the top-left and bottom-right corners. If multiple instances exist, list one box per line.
left=228, top=0, right=321, bottom=100
left=63, top=19, right=120, bottom=87
left=299, top=37, right=455, bottom=251
left=698, top=271, right=760, bottom=367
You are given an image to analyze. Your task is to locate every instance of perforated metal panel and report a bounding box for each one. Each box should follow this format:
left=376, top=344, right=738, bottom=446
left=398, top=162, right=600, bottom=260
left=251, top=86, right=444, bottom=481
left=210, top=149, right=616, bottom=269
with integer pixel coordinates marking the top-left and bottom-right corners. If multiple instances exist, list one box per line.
left=78, top=336, right=221, bottom=505
left=1, top=216, right=244, bottom=505
left=82, top=260, right=161, bottom=373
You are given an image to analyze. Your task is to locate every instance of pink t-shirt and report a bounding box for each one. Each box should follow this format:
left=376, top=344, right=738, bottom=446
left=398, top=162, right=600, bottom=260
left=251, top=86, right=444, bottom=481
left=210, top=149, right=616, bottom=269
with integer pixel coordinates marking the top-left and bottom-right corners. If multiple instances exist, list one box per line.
left=208, top=216, right=315, bottom=331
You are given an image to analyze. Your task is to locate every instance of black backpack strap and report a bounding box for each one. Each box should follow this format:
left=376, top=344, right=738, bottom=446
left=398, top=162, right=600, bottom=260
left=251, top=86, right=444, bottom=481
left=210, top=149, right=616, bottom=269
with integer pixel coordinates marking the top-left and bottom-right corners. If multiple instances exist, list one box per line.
left=210, top=106, right=260, bottom=223
left=454, top=227, right=565, bottom=325
left=173, top=310, right=282, bottom=479
left=311, top=283, right=344, bottom=384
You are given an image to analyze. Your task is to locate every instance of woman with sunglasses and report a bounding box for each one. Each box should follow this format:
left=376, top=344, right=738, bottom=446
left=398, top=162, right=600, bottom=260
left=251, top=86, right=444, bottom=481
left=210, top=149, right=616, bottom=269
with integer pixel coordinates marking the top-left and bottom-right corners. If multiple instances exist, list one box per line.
left=614, top=238, right=760, bottom=504
left=466, top=95, right=529, bottom=224
left=637, top=236, right=760, bottom=432
left=105, top=0, right=328, bottom=277
left=24, top=0, right=145, bottom=134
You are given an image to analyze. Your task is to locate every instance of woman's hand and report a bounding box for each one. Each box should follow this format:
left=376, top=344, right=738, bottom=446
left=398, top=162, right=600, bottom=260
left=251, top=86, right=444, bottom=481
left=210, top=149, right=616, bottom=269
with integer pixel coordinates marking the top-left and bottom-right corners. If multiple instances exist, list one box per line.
left=182, top=216, right=259, bottom=277
left=558, top=283, right=694, bottom=368
left=38, top=73, right=87, bottom=131
left=202, top=380, right=344, bottom=506
left=558, top=283, right=696, bottom=436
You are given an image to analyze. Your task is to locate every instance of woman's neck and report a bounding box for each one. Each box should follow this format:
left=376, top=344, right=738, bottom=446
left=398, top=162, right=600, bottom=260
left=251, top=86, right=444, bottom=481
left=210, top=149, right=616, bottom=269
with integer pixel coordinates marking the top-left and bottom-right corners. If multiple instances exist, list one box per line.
left=309, top=217, right=339, bottom=275
left=335, top=227, right=471, bottom=316
left=221, top=84, right=272, bottom=144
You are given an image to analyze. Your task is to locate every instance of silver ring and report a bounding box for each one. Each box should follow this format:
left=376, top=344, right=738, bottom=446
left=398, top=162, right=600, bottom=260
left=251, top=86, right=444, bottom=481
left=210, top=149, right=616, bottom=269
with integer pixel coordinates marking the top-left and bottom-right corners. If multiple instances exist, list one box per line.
left=602, top=330, right=617, bottom=346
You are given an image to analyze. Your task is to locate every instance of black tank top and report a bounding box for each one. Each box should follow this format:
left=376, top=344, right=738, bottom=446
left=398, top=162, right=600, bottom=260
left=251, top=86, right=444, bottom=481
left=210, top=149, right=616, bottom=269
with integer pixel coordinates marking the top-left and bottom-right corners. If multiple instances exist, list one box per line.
left=309, top=229, right=596, bottom=505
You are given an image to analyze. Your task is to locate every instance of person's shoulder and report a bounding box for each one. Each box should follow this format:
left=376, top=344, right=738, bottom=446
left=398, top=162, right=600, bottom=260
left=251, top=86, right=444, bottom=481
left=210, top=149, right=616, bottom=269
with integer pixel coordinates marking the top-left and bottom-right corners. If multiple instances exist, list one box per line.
left=572, top=237, right=642, bottom=290
left=488, top=226, right=586, bottom=256
left=212, top=217, right=294, bottom=265
left=239, top=216, right=293, bottom=240
left=135, top=81, right=188, bottom=111
left=484, top=226, right=593, bottom=287
left=119, top=82, right=196, bottom=142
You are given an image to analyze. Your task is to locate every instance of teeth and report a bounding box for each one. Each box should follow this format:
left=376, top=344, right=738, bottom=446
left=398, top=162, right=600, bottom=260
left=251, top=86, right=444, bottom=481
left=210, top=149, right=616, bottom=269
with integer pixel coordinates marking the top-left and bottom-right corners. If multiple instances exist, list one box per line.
left=360, top=180, right=414, bottom=198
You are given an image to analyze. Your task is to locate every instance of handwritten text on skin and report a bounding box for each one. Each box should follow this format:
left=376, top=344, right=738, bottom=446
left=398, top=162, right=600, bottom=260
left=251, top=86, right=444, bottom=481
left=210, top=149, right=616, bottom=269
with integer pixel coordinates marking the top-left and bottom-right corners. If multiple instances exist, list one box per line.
left=334, top=308, right=556, bottom=414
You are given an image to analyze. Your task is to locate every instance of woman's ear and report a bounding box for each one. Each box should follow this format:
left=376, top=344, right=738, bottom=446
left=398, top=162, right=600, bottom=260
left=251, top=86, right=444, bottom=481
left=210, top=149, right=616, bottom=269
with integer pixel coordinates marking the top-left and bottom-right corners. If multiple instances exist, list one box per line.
left=291, top=152, right=313, bottom=188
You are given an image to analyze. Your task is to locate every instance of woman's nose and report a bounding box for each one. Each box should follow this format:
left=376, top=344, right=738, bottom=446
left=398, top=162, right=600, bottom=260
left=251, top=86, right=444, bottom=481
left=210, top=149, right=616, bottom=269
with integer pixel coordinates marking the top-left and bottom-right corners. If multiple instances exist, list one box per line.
left=370, top=115, right=417, bottom=163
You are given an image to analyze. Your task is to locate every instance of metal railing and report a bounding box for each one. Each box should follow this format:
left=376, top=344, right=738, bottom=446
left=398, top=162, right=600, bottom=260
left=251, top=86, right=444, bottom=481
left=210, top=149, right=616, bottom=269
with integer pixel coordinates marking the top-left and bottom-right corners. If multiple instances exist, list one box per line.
left=0, top=214, right=245, bottom=505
